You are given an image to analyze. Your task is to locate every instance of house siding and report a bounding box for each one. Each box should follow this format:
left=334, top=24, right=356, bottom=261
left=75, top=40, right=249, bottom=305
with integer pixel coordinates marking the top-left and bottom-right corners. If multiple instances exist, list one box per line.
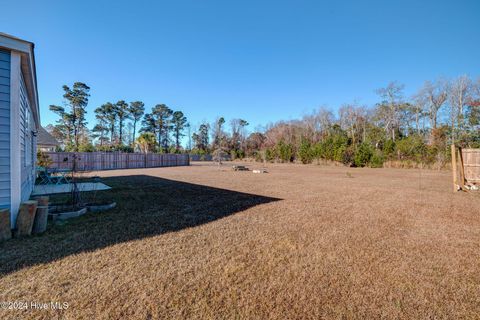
left=0, top=49, right=10, bottom=209
left=19, top=71, right=35, bottom=202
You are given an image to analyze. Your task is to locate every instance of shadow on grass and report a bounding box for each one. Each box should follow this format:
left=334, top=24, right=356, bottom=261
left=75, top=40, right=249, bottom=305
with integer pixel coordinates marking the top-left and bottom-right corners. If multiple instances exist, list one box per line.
left=0, top=175, right=281, bottom=276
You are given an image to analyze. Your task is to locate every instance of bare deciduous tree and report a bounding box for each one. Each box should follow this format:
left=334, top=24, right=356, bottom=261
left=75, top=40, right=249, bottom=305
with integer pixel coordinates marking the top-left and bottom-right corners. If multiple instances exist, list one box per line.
left=376, top=82, right=405, bottom=141
left=316, top=107, right=334, bottom=140
left=414, top=79, right=448, bottom=130
left=448, top=75, right=472, bottom=141
left=339, top=103, right=367, bottom=147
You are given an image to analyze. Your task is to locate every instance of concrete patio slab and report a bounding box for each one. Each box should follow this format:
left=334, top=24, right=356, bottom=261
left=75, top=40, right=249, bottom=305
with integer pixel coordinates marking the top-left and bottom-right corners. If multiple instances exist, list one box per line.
left=32, top=182, right=111, bottom=196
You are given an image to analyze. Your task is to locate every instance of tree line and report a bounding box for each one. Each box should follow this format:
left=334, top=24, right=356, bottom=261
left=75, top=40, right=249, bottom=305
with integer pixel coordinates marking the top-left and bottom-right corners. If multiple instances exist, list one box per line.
left=47, top=82, right=188, bottom=154
left=189, top=75, right=480, bottom=167
left=47, top=75, right=479, bottom=168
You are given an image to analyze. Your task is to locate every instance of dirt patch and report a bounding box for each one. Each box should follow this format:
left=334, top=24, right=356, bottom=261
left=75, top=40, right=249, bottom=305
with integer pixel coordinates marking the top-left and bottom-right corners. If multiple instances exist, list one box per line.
left=1, top=162, right=479, bottom=319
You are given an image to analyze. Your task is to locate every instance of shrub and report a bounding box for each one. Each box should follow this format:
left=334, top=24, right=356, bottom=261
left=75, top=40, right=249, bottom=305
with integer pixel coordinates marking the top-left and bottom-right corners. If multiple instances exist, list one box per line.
left=37, top=150, right=52, bottom=168
left=168, top=146, right=178, bottom=154
left=114, top=145, right=134, bottom=153
left=341, top=145, right=355, bottom=165
left=78, top=143, right=95, bottom=152
left=96, top=145, right=112, bottom=152
left=298, top=138, right=313, bottom=164
left=354, top=142, right=373, bottom=167
left=395, top=135, right=426, bottom=162
left=64, top=142, right=76, bottom=152
left=383, top=139, right=395, bottom=157
left=370, top=151, right=384, bottom=168
left=313, top=133, right=349, bottom=162
left=230, top=149, right=245, bottom=160
left=333, top=144, right=345, bottom=162
left=312, top=142, right=323, bottom=160
left=254, top=151, right=263, bottom=162
left=265, top=148, right=275, bottom=162
left=190, top=148, right=208, bottom=156
left=275, top=141, right=294, bottom=162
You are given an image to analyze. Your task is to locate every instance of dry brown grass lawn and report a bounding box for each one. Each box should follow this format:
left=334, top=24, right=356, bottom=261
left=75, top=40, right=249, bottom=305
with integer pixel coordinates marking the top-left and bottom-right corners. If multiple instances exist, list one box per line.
left=1, top=162, right=479, bottom=319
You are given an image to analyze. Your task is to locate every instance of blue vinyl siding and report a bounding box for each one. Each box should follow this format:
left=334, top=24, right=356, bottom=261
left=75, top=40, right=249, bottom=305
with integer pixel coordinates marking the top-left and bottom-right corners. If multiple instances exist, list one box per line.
left=20, top=71, right=34, bottom=202
left=0, top=49, right=10, bottom=208
left=0, top=69, right=9, bottom=78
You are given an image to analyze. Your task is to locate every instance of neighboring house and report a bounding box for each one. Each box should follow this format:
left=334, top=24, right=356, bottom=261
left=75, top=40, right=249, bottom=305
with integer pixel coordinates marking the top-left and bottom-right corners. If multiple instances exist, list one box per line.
left=0, top=33, right=40, bottom=228
left=38, top=126, right=59, bottom=152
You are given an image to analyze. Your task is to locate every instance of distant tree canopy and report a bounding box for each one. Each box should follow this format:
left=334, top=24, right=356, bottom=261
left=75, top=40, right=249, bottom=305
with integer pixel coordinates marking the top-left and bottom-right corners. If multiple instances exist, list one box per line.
left=129, top=101, right=145, bottom=144
left=136, top=132, right=156, bottom=154
left=47, top=75, right=480, bottom=168
left=49, top=82, right=90, bottom=151
left=172, top=111, right=187, bottom=152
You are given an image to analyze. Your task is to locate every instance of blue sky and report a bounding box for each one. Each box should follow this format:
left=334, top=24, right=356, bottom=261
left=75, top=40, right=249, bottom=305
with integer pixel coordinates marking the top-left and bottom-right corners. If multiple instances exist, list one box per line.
left=1, top=0, right=479, bottom=137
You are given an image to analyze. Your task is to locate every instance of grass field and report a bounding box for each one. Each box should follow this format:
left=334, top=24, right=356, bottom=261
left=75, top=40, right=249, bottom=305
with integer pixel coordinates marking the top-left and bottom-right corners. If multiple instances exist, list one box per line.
left=1, top=162, right=479, bottom=319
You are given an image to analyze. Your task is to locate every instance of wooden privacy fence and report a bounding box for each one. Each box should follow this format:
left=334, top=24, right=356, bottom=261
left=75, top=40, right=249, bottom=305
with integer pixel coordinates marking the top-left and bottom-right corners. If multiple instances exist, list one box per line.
left=451, top=145, right=480, bottom=192
left=462, top=149, right=480, bottom=182
left=45, top=152, right=190, bottom=171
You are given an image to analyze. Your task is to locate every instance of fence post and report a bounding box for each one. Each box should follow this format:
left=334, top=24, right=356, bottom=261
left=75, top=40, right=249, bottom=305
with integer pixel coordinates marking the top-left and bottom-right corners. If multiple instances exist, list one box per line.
left=451, top=144, right=457, bottom=192
left=458, top=147, right=465, bottom=189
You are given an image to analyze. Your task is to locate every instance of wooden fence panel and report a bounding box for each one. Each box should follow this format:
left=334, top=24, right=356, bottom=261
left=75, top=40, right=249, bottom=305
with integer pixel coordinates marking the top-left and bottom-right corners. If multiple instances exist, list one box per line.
left=103, top=153, right=115, bottom=170
left=93, top=153, right=103, bottom=170
left=462, top=149, right=480, bottom=182
left=126, top=153, right=145, bottom=169
left=44, top=152, right=189, bottom=171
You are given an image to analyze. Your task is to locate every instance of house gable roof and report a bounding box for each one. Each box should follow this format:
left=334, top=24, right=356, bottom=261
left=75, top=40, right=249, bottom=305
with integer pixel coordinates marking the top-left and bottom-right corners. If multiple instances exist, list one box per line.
left=38, top=126, right=60, bottom=147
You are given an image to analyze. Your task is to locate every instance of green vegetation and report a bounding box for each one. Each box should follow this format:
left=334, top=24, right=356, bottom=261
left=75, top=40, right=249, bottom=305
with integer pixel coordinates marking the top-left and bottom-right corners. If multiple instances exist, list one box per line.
left=36, top=150, right=53, bottom=168
left=46, top=76, right=480, bottom=168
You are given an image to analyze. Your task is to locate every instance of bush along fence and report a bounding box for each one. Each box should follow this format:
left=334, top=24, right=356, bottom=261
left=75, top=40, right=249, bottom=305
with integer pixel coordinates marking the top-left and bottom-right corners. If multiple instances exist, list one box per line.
left=44, top=152, right=190, bottom=171
left=189, top=154, right=213, bottom=161
left=189, top=154, right=232, bottom=161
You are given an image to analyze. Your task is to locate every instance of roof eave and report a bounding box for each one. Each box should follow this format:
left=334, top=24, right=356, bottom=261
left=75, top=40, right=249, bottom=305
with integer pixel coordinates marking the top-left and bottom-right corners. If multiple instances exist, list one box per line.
left=0, top=33, right=40, bottom=128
